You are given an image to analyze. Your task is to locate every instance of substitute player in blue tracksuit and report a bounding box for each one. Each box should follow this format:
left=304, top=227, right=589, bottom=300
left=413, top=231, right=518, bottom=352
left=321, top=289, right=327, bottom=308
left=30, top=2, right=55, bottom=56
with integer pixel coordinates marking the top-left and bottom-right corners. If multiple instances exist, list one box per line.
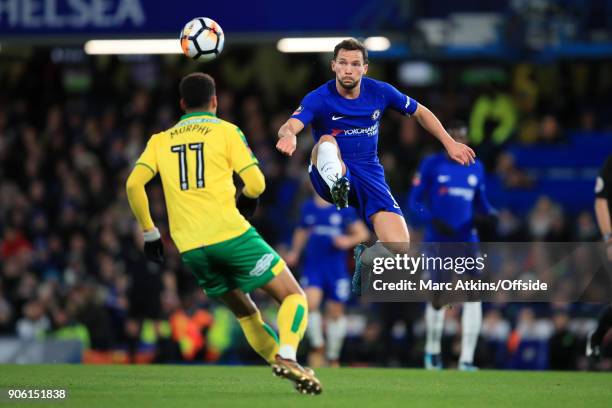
left=409, top=120, right=497, bottom=371
left=286, top=194, right=369, bottom=367
left=276, top=39, right=475, bottom=293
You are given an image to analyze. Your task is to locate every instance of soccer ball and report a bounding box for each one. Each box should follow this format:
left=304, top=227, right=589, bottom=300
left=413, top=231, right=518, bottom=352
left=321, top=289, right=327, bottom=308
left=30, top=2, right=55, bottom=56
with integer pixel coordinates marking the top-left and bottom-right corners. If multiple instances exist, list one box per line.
left=180, top=17, right=225, bottom=61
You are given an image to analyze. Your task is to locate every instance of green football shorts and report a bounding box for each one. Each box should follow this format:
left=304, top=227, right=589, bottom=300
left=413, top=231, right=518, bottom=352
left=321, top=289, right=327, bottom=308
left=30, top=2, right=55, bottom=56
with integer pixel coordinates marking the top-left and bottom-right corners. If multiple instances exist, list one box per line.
left=181, top=227, right=286, bottom=297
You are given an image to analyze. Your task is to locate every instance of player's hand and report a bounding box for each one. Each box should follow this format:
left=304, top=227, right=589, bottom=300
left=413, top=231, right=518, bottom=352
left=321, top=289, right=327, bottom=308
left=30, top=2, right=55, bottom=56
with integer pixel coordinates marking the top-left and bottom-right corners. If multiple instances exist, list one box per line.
left=333, top=235, right=354, bottom=250
left=236, top=192, right=259, bottom=219
left=431, top=219, right=456, bottom=237
left=143, top=228, right=164, bottom=264
left=276, top=134, right=297, bottom=156
left=446, top=141, right=475, bottom=165
left=285, top=251, right=299, bottom=267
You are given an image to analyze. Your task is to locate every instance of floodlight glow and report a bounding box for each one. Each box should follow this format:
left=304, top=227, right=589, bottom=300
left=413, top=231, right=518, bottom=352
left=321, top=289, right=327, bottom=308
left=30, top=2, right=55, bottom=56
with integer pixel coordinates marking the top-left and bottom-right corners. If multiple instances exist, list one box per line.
left=84, top=39, right=181, bottom=55
left=277, top=37, right=391, bottom=53
left=364, top=37, right=391, bottom=51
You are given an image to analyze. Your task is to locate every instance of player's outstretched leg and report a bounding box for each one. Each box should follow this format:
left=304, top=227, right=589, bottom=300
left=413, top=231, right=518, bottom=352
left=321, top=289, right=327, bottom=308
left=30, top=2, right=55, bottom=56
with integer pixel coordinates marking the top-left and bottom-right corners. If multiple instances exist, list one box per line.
left=352, top=212, right=411, bottom=295
left=351, top=243, right=367, bottom=294
left=312, top=135, right=349, bottom=209
left=424, top=303, right=444, bottom=370
left=262, top=268, right=323, bottom=395
left=219, top=290, right=279, bottom=364
left=458, top=301, right=482, bottom=371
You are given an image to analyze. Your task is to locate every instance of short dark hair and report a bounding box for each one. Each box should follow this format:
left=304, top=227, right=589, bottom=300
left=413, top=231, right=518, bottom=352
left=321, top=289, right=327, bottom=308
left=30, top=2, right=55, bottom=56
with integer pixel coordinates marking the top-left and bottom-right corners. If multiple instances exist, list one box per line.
left=179, top=72, right=216, bottom=109
left=447, top=119, right=468, bottom=139
left=447, top=119, right=467, bottom=132
left=333, top=38, right=368, bottom=64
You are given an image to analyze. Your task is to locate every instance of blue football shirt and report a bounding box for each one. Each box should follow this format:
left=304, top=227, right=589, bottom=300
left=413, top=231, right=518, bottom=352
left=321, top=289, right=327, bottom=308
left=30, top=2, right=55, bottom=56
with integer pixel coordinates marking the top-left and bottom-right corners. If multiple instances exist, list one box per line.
left=292, top=77, right=418, bottom=162
left=299, top=199, right=359, bottom=262
left=409, top=153, right=495, bottom=242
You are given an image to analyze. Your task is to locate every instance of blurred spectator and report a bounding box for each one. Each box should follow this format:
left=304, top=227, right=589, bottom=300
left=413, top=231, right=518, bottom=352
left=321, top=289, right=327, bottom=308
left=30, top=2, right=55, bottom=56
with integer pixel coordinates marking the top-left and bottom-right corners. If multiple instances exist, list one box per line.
left=482, top=309, right=512, bottom=342
left=1, top=224, right=32, bottom=259
left=495, top=152, right=534, bottom=189
left=548, top=312, right=579, bottom=370
left=574, top=211, right=599, bottom=241
left=496, top=209, right=528, bottom=241
left=527, top=196, right=566, bottom=240
left=539, top=114, right=565, bottom=144
left=16, top=300, right=50, bottom=340
left=0, top=294, right=13, bottom=334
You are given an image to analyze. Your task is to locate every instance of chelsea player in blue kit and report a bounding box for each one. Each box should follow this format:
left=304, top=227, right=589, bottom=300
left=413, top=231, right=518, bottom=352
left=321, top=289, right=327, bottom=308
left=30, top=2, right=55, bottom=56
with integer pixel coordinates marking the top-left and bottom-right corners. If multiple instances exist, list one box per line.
left=409, top=120, right=497, bottom=371
left=286, top=193, right=369, bottom=367
left=276, top=39, right=475, bottom=293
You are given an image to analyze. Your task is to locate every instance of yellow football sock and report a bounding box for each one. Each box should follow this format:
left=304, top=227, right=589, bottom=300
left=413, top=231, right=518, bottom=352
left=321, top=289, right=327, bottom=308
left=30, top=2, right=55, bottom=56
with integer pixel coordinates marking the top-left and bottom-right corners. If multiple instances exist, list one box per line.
left=277, top=293, right=308, bottom=361
left=237, top=311, right=279, bottom=364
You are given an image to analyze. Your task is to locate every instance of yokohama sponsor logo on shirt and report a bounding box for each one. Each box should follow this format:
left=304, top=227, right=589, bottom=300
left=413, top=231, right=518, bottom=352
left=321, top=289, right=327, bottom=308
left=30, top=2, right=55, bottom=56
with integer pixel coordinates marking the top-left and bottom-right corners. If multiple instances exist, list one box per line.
left=332, top=123, right=379, bottom=137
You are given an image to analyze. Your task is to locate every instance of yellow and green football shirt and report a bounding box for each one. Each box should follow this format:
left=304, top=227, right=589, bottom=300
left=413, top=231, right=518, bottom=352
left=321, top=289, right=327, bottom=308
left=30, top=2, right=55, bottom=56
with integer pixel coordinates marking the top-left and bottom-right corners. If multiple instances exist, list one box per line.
left=135, top=111, right=259, bottom=252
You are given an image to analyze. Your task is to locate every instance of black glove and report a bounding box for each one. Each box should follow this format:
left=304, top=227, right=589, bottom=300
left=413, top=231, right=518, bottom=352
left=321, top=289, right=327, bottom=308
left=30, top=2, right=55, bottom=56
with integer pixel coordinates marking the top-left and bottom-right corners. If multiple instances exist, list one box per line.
left=143, top=228, right=164, bottom=264
left=432, top=218, right=456, bottom=237
left=236, top=192, right=259, bottom=219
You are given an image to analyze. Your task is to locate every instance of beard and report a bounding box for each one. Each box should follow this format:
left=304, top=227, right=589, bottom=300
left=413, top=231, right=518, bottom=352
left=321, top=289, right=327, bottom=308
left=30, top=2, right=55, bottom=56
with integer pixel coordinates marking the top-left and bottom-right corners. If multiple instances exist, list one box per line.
left=338, top=77, right=358, bottom=90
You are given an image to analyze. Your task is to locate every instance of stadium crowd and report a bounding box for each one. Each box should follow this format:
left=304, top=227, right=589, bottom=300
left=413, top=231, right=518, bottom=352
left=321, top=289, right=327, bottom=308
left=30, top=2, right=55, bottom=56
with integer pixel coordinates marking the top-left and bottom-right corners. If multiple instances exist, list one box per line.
left=0, top=48, right=611, bottom=369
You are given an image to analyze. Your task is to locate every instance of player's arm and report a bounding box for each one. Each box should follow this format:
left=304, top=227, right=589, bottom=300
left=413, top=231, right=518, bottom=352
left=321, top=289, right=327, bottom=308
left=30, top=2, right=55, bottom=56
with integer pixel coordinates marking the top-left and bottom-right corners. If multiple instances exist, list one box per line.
left=473, top=163, right=499, bottom=231
left=408, top=159, right=453, bottom=236
left=126, top=163, right=164, bottom=264
left=413, top=104, right=475, bottom=166
left=474, top=163, right=497, bottom=216
left=333, top=219, right=370, bottom=250
left=276, top=118, right=305, bottom=156
left=408, top=158, right=434, bottom=223
left=231, top=127, right=266, bottom=218
left=276, top=92, right=319, bottom=156
left=595, top=157, right=612, bottom=242
left=236, top=165, right=266, bottom=219
left=126, top=165, right=156, bottom=230
left=594, top=198, right=610, bottom=240
left=286, top=226, right=310, bottom=267
left=380, top=81, right=474, bottom=165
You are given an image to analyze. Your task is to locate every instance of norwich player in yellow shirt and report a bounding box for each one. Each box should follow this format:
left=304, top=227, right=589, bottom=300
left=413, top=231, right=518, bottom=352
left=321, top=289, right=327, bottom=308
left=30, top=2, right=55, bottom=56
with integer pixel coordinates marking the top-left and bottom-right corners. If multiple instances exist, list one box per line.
left=126, top=73, right=321, bottom=395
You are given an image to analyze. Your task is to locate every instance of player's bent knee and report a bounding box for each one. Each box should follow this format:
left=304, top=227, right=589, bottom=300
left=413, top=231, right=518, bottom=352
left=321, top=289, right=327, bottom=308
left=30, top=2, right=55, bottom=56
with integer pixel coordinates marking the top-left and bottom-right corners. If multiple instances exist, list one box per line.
left=230, top=305, right=259, bottom=319
left=263, top=267, right=306, bottom=303
left=311, top=136, right=340, bottom=165
left=371, top=211, right=411, bottom=245
left=318, top=134, right=338, bottom=144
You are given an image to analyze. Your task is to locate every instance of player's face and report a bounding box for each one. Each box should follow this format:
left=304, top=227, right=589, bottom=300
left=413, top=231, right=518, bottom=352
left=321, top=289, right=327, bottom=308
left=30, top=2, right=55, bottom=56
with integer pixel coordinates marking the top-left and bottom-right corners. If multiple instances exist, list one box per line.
left=332, top=49, right=368, bottom=90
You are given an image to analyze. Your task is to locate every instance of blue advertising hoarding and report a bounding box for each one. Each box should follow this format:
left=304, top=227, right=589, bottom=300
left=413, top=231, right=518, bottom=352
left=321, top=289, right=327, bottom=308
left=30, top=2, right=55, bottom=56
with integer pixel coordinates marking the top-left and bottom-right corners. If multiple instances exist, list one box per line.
left=0, top=0, right=386, bottom=37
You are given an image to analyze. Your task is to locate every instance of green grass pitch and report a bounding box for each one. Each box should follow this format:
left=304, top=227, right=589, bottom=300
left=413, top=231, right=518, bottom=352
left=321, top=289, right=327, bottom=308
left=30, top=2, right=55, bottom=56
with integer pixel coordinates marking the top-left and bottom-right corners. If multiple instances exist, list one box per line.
left=1, top=365, right=611, bottom=407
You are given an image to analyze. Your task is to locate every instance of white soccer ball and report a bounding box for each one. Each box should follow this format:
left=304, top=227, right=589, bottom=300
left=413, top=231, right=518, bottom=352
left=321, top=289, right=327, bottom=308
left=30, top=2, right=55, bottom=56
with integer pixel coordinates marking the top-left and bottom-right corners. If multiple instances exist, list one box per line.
left=180, top=17, right=225, bottom=61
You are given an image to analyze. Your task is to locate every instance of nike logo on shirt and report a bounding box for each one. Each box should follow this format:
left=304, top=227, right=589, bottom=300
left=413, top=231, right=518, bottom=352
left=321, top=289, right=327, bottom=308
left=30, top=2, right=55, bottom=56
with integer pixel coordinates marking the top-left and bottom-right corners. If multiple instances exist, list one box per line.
left=332, top=115, right=345, bottom=120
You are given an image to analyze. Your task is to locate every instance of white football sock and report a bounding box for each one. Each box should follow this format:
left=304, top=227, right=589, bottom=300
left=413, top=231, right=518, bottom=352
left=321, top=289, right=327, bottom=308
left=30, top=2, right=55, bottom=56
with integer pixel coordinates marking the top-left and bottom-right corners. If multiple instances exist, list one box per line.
left=425, top=303, right=445, bottom=354
left=325, top=316, right=347, bottom=361
left=316, top=141, right=343, bottom=189
left=278, top=345, right=296, bottom=361
left=459, top=301, right=482, bottom=364
left=307, top=310, right=325, bottom=349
